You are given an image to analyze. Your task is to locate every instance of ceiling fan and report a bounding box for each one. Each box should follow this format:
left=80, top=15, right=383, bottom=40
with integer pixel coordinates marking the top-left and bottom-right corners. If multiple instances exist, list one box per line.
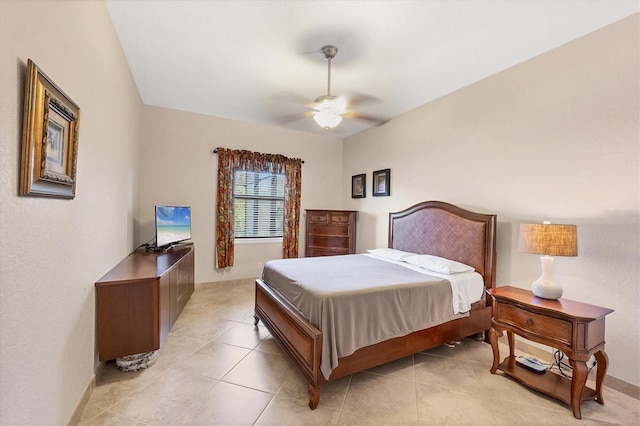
left=312, top=45, right=347, bottom=129
left=277, top=45, right=389, bottom=130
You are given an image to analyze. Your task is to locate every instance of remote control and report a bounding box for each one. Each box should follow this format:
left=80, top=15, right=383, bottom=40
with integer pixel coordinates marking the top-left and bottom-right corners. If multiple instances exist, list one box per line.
left=516, top=356, right=546, bottom=373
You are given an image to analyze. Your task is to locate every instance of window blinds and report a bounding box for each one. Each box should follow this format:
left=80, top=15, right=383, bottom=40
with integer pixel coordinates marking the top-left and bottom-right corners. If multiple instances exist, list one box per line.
left=233, top=170, right=285, bottom=238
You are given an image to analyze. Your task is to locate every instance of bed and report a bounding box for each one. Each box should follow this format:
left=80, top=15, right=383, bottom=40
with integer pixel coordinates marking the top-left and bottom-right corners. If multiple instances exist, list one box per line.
left=254, top=200, right=497, bottom=409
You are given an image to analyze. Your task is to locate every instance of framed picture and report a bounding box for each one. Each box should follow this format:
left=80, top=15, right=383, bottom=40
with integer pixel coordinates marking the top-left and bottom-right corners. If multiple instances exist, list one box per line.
left=372, top=168, right=390, bottom=197
left=351, top=173, right=366, bottom=198
left=20, top=59, right=81, bottom=199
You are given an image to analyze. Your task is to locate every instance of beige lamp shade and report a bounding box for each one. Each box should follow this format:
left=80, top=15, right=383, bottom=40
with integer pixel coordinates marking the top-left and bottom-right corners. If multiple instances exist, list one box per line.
left=518, top=223, right=578, bottom=257
left=518, top=222, right=577, bottom=300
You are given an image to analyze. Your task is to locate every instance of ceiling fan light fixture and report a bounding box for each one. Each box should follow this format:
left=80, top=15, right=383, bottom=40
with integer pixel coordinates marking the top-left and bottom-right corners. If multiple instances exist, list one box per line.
left=313, top=110, right=343, bottom=129
left=314, top=96, right=347, bottom=114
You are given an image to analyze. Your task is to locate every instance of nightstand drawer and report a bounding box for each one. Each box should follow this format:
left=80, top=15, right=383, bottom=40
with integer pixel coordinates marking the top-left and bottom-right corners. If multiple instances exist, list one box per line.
left=497, top=303, right=572, bottom=346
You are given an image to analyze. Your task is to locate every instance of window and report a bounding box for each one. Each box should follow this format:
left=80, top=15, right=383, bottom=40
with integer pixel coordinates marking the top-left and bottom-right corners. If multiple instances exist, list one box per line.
left=215, top=147, right=302, bottom=267
left=233, top=170, right=285, bottom=238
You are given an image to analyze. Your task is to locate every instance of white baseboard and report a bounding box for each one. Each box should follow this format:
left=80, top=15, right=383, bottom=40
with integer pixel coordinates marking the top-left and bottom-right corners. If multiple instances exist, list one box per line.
left=67, top=374, right=96, bottom=426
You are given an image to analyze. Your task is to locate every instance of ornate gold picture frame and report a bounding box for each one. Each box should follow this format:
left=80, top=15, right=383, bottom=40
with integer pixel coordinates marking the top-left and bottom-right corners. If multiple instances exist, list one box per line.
left=20, top=59, right=80, bottom=199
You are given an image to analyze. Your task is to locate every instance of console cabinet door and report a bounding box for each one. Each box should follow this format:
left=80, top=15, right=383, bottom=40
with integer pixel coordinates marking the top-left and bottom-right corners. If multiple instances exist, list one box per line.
left=96, top=279, right=160, bottom=361
left=176, top=250, right=194, bottom=318
left=159, top=274, right=171, bottom=346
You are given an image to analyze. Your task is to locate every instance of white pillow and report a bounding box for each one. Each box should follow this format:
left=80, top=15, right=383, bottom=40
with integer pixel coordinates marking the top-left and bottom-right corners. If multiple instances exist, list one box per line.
left=367, top=248, right=415, bottom=262
left=403, top=254, right=475, bottom=274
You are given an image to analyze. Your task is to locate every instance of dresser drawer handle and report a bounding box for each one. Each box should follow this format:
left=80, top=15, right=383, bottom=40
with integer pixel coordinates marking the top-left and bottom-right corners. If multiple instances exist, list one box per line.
left=526, top=318, right=534, bottom=326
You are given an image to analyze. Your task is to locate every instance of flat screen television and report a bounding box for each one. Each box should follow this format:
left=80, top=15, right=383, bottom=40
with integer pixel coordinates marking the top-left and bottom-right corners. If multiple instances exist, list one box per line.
left=155, top=205, right=192, bottom=248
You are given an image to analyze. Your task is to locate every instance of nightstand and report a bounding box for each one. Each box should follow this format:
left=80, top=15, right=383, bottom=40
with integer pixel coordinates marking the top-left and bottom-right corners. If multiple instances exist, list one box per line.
left=487, top=286, right=614, bottom=419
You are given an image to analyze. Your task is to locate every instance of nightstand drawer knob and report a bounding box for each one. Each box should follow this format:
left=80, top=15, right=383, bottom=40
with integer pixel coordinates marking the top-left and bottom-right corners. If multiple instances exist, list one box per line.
left=526, top=318, right=534, bottom=326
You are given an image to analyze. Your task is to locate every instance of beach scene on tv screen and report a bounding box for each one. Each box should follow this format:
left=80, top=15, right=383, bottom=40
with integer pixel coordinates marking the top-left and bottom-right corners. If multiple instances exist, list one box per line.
left=157, top=206, right=191, bottom=246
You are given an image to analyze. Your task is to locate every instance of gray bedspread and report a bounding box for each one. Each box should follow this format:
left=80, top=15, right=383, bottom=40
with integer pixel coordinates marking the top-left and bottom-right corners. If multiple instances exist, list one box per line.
left=261, top=254, right=468, bottom=379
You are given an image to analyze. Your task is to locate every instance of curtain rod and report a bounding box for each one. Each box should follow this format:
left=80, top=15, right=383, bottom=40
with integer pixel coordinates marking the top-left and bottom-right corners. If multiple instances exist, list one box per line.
left=211, top=149, right=304, bottom=163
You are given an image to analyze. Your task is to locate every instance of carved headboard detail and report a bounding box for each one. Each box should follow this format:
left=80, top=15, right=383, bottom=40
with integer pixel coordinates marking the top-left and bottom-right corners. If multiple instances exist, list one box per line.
left=389, top=201, right=497, bottom=290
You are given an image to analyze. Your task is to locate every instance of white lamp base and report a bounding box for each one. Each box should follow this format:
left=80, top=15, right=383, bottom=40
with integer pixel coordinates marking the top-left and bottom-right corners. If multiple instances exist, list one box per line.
left=531, top=256, right=563, bottom=300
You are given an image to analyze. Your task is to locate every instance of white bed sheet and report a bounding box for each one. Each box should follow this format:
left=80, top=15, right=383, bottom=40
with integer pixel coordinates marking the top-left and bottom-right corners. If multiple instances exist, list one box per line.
left=363, top=253, right=485, bottom=314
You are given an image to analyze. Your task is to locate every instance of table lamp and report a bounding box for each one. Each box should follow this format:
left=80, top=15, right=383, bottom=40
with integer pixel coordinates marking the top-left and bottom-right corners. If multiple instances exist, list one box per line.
left=518, top=222, right=578, bottom=300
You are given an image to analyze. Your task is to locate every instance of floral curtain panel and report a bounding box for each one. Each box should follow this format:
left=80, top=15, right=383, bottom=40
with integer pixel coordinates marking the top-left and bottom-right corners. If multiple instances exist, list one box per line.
left=215, top=147, right=302, bottom=268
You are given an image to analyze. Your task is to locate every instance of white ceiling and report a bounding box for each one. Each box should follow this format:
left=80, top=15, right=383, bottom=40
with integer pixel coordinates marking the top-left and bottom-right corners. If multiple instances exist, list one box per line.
left=105, top=1, right=638, bottom=138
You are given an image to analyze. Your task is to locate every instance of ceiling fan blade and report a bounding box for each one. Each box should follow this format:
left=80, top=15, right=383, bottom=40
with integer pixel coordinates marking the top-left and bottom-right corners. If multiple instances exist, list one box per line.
left=346, top=92, right=382, bottom=107
left=347, top=111, right=391, bottom=126
left=273, top=110, right=314, bottom=125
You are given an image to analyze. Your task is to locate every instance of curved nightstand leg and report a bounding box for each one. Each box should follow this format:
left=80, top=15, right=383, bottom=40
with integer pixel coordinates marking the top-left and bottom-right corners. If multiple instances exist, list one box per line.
left=507, top=330, right=515, bottom=359
left=594, top=350, right=609, bottom=405
left=253, top=314, right=260, bottom=326
left=570, top=359, right=588, bottom=419
left=489, top=327, right=500, bottom=373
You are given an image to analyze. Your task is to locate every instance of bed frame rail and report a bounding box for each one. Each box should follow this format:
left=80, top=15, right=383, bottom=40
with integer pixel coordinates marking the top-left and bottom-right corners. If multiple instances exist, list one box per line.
left=328, top=305, right=492, bottom=380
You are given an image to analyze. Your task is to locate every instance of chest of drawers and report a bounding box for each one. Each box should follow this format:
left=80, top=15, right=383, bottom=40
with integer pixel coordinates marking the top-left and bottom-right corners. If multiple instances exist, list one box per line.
left=305, top=209, right=357, bottom=257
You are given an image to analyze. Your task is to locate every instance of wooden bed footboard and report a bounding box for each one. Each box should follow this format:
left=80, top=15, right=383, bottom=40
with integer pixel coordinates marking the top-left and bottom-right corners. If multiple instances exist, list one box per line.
left=254, top=278, right=325, bottom=407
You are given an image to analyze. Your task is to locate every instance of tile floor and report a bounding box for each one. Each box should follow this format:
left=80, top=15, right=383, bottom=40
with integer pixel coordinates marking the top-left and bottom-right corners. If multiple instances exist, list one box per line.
left=77, top=279, right=639, bottom=425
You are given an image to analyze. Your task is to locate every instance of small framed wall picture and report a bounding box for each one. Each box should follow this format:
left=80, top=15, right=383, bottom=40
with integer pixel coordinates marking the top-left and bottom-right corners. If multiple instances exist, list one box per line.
left=372, top=168, right=390, bottom=197
left=351, top=173, right=366, bottom=198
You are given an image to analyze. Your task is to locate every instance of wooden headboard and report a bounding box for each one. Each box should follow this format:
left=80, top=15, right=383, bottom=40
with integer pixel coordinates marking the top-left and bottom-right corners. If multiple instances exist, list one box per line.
left=388, top=201, right=497, bottom=290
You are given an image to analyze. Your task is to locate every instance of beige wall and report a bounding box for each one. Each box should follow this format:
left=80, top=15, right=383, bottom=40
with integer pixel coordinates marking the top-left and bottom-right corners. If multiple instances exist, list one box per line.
left=139, top=105, right=344, bottom=283
left=0, top=1, right=142, bottom=424
left=342, top=15, right=639, bottom=387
